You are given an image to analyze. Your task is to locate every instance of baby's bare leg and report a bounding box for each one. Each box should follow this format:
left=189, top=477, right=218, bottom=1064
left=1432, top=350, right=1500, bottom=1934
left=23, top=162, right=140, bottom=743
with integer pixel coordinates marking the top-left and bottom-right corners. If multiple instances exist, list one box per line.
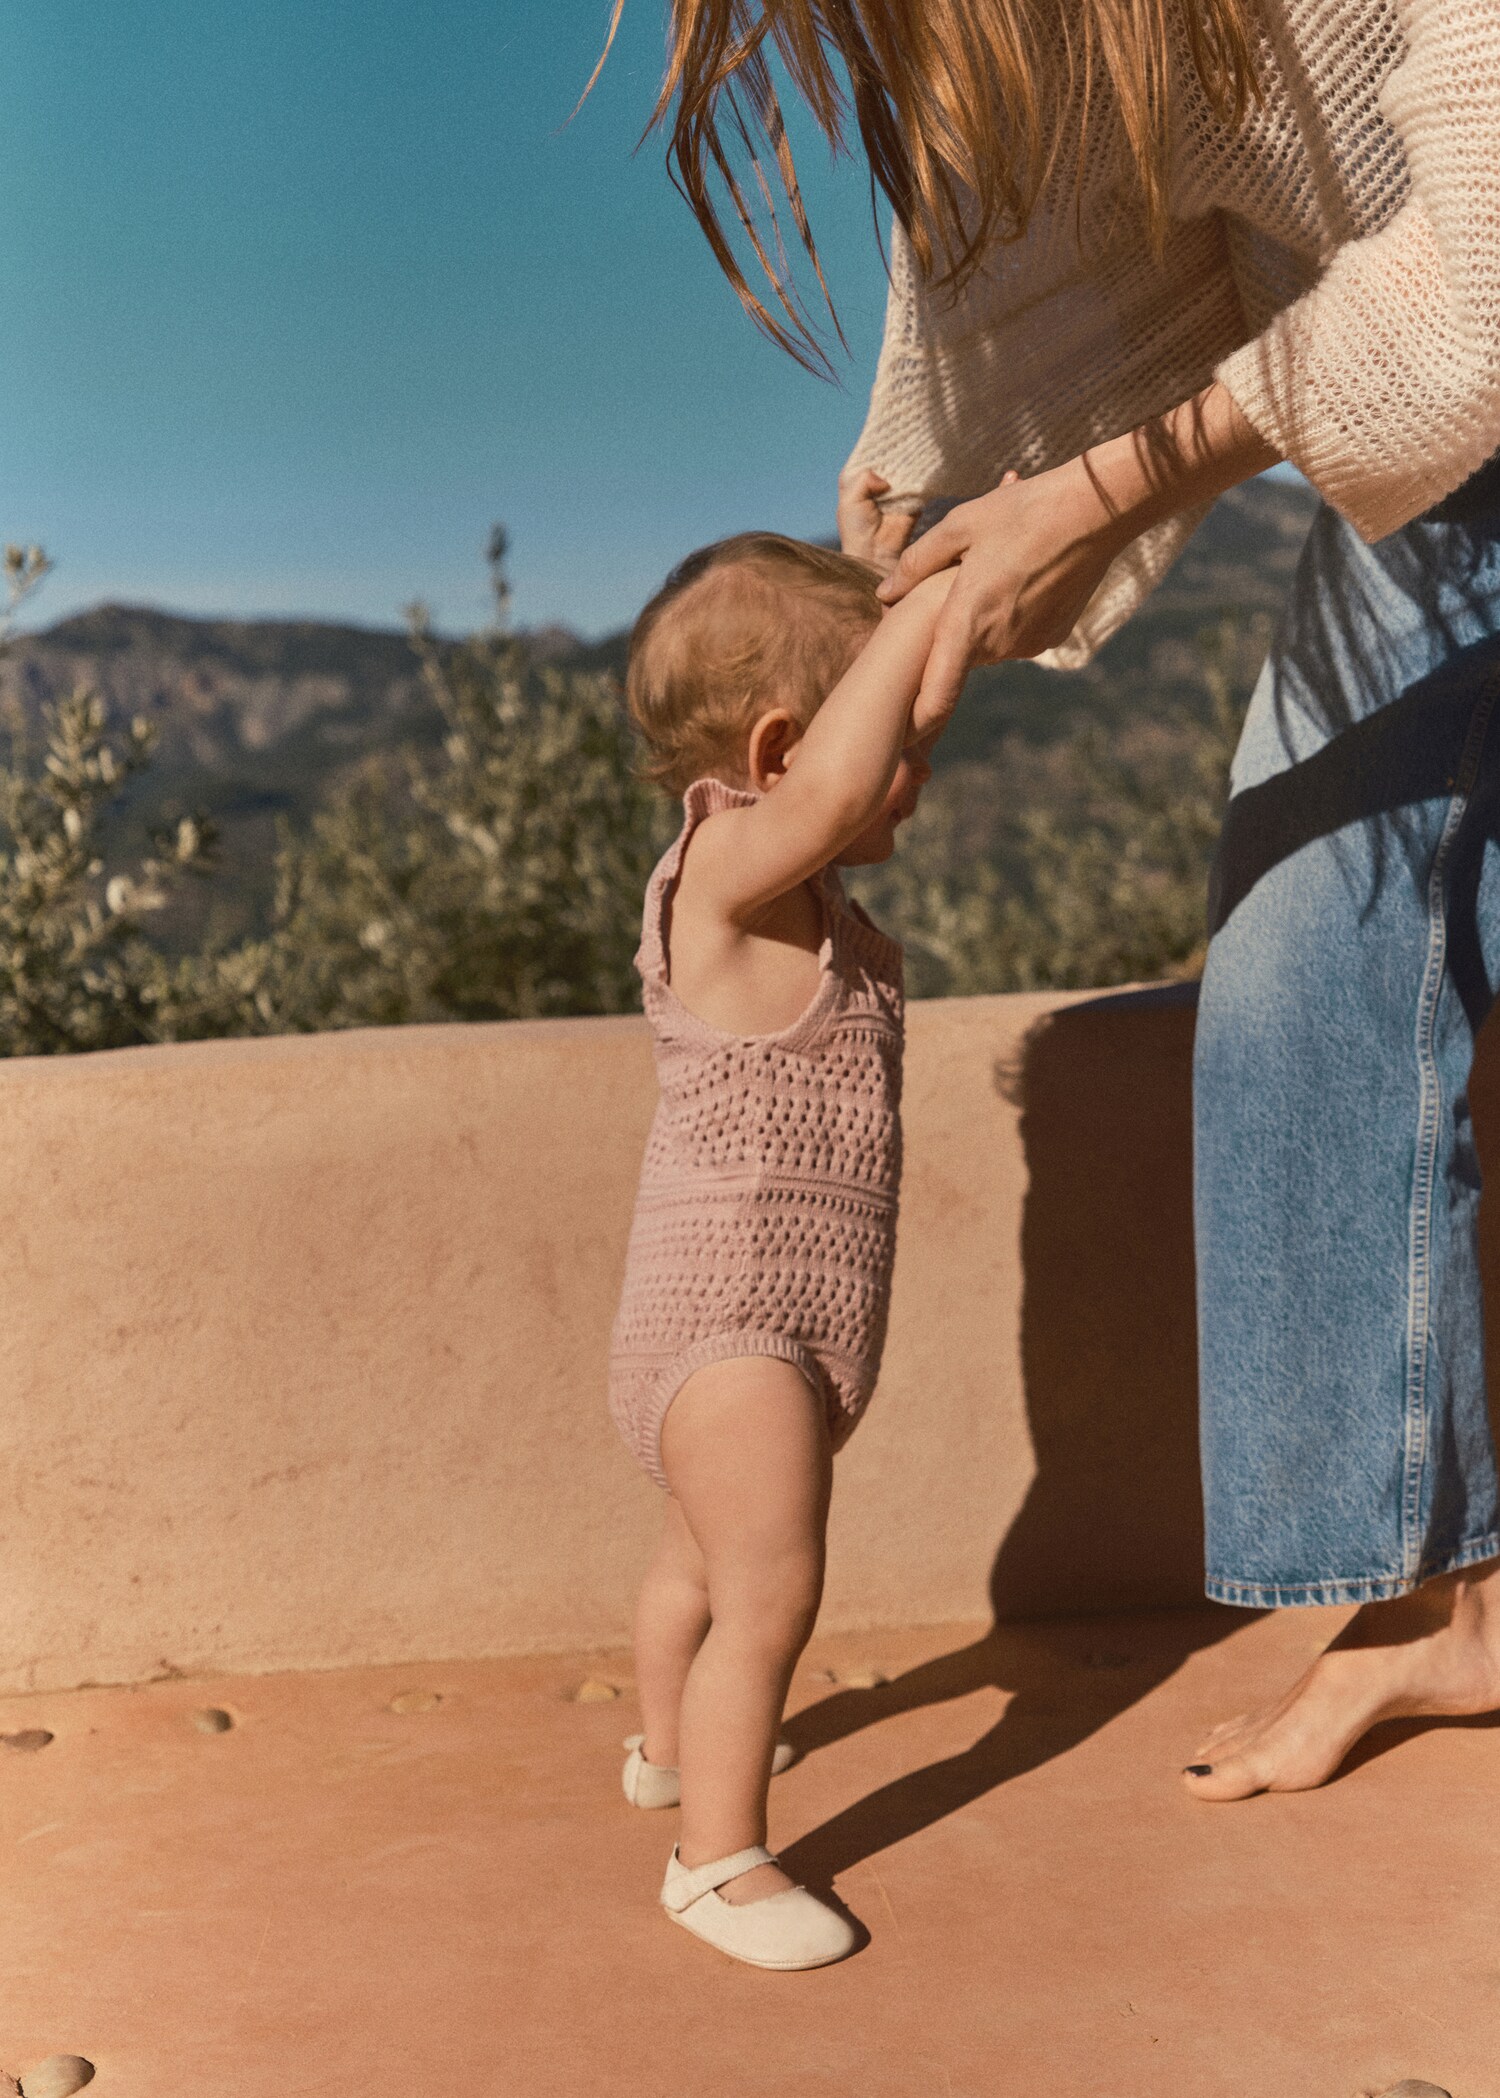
left=662, top=1356, right=831, bottom=1906
left=633, top=1496, right=711, bottom=1766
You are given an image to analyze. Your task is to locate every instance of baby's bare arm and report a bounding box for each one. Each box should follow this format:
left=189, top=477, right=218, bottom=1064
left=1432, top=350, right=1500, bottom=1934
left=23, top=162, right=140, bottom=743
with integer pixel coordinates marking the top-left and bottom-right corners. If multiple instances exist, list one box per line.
left=684, top=571, right=954, bottom=925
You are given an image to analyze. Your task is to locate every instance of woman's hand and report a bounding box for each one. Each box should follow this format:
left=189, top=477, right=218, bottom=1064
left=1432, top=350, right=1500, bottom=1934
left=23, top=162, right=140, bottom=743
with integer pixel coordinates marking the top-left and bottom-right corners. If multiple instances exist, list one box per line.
left=881, top=381, right=1281, bottom=734
left=836, top=466, right=917, bottom=576
left=888, top=460, right=1129, bottom=736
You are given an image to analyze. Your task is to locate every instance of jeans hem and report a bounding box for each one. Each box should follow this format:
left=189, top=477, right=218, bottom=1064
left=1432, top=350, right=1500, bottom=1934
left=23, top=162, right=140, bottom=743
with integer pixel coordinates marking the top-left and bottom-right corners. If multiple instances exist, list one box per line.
left=1205, top=1530, right=1500, bottom=1609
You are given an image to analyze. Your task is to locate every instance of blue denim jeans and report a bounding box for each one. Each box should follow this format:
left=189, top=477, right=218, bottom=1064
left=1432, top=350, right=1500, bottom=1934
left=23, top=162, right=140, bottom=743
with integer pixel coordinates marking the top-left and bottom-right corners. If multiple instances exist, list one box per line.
left=1196, top=462, right=1500, bottom=1606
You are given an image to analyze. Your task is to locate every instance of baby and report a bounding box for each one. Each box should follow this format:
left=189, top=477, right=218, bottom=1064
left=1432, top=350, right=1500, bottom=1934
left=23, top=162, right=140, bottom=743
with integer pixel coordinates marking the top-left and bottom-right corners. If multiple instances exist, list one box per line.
left=607, top=491, right=945, bottom=1972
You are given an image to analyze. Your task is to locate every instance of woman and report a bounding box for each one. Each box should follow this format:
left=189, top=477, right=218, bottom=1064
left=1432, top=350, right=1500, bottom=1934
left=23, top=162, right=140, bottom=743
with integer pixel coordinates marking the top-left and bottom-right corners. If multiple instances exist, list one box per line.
left=644, top=0, right=1500, bottom=1798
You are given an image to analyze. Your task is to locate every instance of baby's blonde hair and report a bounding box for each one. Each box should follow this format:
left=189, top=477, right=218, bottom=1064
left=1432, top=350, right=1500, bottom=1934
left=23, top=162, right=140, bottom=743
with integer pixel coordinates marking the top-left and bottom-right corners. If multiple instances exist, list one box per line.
left=627, top=533, right=882, bottom=796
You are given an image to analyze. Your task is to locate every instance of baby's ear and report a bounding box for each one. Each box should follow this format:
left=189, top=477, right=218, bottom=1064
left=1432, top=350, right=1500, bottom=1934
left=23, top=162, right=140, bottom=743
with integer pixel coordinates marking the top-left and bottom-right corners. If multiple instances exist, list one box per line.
left=747, top=708, right=805, bottom=790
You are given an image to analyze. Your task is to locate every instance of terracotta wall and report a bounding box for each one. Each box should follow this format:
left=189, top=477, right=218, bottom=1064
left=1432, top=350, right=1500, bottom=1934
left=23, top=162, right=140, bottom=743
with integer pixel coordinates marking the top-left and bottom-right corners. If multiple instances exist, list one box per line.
left=0, top=987, right=1221, bottom=1694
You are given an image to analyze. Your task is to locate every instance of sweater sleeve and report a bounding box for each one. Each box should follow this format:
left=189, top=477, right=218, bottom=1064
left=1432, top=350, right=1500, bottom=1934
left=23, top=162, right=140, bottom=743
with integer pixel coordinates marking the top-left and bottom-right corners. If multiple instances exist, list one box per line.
left=1217, top=0, right=1500, bottom=541
left=840, top=218, right=987, bottom=515
left=842, top=210, right=1237, bottom=666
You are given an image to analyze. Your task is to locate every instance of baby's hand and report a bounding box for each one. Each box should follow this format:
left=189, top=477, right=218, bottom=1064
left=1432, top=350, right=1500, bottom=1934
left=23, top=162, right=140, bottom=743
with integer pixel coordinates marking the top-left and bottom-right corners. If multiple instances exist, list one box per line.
left=837, top=467, right=916, bottom=577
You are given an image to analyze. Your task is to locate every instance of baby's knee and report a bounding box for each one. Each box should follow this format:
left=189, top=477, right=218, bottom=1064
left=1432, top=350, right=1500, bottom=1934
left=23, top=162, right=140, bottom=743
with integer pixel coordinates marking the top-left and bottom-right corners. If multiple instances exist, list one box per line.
left=715, top=1553, right=824, bottom=1652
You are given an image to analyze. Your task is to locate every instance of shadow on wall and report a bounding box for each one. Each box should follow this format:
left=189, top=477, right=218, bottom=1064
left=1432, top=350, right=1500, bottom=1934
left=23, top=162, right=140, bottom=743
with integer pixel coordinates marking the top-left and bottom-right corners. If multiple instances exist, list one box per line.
left=784, top=982, right=1250, bottom=1886
left=993, top=980, right=1208, bottom=1619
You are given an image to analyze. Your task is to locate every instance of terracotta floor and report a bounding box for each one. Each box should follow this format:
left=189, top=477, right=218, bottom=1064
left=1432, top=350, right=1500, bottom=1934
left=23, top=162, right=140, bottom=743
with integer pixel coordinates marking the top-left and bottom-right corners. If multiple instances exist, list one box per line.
left=0, top=1605, right=1495, bottom=2098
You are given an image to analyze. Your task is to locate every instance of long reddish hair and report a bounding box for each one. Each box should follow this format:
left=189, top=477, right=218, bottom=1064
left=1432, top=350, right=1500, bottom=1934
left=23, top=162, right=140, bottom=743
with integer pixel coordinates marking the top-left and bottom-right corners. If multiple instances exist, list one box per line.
left=587, top=0, right=1258, bottom=371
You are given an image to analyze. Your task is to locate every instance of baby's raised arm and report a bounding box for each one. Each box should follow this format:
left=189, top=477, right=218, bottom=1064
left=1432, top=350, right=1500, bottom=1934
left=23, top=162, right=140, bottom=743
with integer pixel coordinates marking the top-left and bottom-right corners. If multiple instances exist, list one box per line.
left=684, top=569, right=955, bottom=923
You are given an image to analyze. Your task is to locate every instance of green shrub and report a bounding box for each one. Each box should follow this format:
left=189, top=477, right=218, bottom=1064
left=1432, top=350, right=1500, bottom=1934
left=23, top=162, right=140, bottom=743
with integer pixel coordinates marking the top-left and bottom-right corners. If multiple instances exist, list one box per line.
left=849, top=622, right=1252, bottom=996
left=235, top=535, right=671, bottom=1034
left=0, top=547, right=214, bottom=1054
left=0, top=532, right=1256, bottom=1055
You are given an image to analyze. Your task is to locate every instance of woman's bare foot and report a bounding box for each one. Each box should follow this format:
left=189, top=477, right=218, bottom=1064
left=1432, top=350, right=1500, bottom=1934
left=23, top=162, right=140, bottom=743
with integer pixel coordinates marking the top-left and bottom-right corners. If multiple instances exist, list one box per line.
left=1183, top=1560, right=1500, bottom=1801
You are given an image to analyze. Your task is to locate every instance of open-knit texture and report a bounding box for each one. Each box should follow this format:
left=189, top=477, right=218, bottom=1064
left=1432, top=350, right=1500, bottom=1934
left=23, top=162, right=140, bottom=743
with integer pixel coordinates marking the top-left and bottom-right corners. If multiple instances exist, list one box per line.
left=608, top=779, right=904, bottom=1490
left=846, top=0, right=1500, bottom=665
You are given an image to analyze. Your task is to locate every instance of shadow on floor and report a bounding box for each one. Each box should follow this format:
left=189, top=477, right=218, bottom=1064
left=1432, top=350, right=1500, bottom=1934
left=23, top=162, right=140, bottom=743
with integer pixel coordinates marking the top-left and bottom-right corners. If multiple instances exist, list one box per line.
left=780, top=1607, right=1247, bottom=1888
left=1334, top=1706, right=1500, bottom=1784
left=785, top=985, right=1254, bottom=1885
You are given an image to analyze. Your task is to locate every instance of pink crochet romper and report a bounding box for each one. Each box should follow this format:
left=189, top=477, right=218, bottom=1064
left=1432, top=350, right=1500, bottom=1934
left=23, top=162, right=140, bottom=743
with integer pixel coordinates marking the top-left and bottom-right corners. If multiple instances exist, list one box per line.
left=609, top=778, right=905, bottom=1490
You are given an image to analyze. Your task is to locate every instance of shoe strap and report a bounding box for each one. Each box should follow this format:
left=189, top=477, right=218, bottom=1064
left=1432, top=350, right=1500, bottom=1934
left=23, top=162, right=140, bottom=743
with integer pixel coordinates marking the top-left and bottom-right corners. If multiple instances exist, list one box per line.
left=663, top=1845, right=776, bottom=1911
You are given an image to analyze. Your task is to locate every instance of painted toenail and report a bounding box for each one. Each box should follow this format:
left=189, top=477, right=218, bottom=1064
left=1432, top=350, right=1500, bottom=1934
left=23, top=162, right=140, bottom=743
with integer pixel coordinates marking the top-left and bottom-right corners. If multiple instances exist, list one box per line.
left=1183, top=1764, right=1213, bottom=1776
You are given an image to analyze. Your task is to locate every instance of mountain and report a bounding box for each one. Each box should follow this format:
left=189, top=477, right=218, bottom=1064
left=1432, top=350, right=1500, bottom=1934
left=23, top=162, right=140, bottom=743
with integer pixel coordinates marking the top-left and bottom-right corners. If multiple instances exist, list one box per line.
left=2, top=604, right=432, bottom=808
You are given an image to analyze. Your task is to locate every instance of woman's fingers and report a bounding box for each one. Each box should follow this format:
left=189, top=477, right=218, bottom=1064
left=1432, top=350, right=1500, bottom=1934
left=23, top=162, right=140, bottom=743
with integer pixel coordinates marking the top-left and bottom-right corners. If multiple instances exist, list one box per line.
left=836, top=467, right=889, bottom=525
left=878, top=515, right=964, bottom=602
left=836, top=467, right=894, bottom=560
left=838, top=464, right=916, bottom=576
left=878, top=472, right=1021, bottom=601
left=874, top=508, right=916, bottom=566
left=838, top=464, right=889, bottom=496
left=910, top=591, right=978, bottom=737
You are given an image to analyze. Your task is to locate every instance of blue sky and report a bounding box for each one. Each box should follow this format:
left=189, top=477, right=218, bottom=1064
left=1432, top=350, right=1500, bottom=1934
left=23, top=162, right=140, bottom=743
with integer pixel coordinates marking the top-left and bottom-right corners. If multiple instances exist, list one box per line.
left=0, top=1, right=891, bottom=636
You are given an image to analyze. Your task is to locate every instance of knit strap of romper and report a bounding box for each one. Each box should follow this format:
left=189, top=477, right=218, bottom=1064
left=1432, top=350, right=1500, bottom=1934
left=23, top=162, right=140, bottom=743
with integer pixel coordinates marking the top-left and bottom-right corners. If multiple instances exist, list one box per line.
left=636, top=778, right=758, bottom=983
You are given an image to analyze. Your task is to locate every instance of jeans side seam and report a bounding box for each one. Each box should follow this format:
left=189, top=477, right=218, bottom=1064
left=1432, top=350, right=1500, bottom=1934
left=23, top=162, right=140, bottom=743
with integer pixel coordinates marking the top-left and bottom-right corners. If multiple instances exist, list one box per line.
left=1403, top=680, right=1500, bottom=1579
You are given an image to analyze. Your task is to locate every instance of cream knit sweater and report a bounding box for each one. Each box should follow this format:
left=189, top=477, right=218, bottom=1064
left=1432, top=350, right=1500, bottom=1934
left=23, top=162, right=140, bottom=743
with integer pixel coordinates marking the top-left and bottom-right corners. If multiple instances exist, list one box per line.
left=845, top=0, right=1500, bottom=665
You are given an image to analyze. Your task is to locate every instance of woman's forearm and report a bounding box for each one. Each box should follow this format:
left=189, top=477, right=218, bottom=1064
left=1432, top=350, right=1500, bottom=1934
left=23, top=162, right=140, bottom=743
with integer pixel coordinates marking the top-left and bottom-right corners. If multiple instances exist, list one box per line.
left=874, top=381, right=1284, bottom=719
left=1061, top=382, right=1283, bottom=552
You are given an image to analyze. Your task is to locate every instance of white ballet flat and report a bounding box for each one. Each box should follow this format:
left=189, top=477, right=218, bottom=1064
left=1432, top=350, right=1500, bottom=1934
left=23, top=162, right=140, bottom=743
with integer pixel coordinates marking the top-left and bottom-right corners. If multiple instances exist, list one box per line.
left=621, top=1734, right=796, bottom=1810
left=660, top=1844, right=858, bottom=1970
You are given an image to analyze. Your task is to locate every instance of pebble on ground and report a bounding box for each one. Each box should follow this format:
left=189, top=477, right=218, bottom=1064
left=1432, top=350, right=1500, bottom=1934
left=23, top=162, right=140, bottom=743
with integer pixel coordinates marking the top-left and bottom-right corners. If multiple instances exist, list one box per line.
left=17, top=2058, right=95, bottom=2097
